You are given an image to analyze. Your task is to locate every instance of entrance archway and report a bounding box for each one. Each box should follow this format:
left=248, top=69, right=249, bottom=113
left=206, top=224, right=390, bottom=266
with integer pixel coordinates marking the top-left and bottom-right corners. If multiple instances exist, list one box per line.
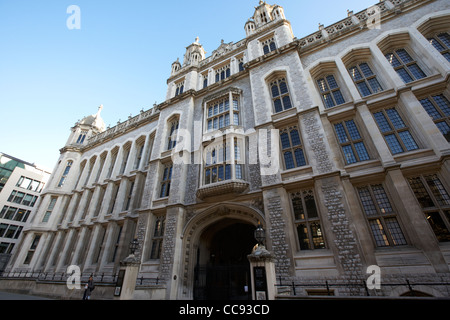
left=193, top=219, right=255, bottom=300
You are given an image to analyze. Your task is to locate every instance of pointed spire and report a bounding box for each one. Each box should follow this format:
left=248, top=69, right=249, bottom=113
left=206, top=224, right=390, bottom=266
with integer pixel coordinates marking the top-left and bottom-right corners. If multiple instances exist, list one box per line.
left=95, top=104, right=103, bottom=118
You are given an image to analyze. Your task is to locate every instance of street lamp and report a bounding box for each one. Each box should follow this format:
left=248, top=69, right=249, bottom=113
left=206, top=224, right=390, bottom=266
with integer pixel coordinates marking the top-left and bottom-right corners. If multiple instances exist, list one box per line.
left=129, top=238, right=139, bottom=255
left=254, top=222, right=265, bottom=246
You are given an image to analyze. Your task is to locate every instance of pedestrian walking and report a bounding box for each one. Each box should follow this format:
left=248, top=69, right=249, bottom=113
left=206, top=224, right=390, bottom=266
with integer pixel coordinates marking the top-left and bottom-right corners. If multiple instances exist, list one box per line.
left=82, top=275, right=95, bottom=300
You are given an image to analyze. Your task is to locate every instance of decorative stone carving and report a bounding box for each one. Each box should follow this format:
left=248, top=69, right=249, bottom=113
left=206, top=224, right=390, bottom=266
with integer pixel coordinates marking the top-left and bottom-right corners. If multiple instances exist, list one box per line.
left=211, top=40, right=234, bottom=59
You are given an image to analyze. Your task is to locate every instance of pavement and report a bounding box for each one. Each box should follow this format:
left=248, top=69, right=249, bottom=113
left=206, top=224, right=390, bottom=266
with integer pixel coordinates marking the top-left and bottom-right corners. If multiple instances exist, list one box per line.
left=0, top=291, right=52, bottom=300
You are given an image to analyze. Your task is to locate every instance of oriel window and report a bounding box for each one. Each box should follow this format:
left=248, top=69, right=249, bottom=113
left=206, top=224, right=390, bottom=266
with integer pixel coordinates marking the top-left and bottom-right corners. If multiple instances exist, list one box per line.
left=206, top=95, right=240, bottom=131
left=204, top=139, right=244, bottom=185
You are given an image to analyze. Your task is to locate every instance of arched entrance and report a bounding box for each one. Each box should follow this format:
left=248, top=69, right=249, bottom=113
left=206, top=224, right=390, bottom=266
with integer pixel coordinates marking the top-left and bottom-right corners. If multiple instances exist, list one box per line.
left=193, top=219, right=255, bottom=300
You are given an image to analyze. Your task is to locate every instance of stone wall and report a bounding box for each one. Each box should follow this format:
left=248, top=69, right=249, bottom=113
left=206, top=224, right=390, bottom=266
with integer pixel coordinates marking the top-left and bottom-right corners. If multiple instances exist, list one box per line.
left=321, top=181, right=364, bottom=296
left=159, top=210, right=178, bottom=282
left=266, top=195, right=291, bottom=278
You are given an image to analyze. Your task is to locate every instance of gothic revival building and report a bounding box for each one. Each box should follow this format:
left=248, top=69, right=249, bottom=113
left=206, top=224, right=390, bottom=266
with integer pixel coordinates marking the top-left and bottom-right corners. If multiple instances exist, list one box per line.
left=4, top=0, right=450, bottom=299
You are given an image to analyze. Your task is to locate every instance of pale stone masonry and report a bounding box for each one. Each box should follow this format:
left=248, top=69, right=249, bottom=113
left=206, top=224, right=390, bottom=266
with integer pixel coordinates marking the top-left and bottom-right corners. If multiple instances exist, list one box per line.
left=4, top=0, right=450, bottom=299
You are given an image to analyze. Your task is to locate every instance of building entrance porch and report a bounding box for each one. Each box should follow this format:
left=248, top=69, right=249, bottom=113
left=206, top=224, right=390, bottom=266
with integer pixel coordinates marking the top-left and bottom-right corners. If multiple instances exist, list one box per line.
left=193, top=221, right=255, bottom=300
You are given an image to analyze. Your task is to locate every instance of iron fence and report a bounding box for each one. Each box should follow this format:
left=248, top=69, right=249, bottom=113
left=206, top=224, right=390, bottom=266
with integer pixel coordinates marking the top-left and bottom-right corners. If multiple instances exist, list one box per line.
left=275, top=277, right=450, bottom=297
left=0, top=270, right=160, bottom=287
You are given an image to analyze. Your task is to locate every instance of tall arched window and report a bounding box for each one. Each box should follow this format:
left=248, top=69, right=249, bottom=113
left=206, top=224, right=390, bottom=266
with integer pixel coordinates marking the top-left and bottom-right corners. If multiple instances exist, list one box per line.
left=316, top=75, right=346, bottom=108
left=417, top=14, right=450, bottom=62
left=427, top=32, right=450, bottom=62
left=279, top=126, right=306, bottom=170
left=269, top=76, right=292, bottom=113
left=57, top=160, right=73, bottom=187
left=348, top=62, right=383, bottom=97
left=160, top=163, right=172, bottom=198
left=167, top=117, right=179, bottom=151
left=384, top=48, right=427, bottom=83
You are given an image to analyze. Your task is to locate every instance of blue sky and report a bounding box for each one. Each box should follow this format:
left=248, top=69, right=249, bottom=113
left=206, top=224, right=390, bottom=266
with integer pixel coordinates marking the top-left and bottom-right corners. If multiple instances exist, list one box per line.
left=0, top=0, right=376, bottom=171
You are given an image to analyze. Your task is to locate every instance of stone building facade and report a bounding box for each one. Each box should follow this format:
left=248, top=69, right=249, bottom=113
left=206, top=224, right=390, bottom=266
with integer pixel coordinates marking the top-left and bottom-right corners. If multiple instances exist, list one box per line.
left=5, top=0, right=450, bottom=299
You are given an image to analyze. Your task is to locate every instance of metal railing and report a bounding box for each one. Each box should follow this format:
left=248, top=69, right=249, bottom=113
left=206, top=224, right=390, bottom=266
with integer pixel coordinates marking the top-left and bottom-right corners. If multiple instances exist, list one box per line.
left=0, top=270, right=160, bottom=287
left=275, top=277, right=450, bottom=297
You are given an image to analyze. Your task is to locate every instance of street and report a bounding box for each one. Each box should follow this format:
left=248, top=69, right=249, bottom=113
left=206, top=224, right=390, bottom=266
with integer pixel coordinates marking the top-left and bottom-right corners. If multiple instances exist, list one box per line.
left=0, top=291, right=51, bottom=300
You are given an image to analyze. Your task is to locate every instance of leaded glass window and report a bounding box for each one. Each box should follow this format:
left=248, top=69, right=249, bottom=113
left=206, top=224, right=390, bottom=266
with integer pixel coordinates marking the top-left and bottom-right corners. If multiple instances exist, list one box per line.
left=357, top=184, right=407, bottom=247
left=372, top=107, right=419, bottom=155
left=385, top=48, right=426, bottom=83
left=333, top=119, right=370, bottom=164
left=279, top=126, right=306, bottom=170
left=290, top=190, right=325, bottom=250
left=419, top=94, right=450, bottom=142
left=270, top=77, right=292, bottom=113
left=316, top=75, right=345, bottom=108
left=348, top=62, right=383, bottom=97
left=408, top=174, right=450, bottom=242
